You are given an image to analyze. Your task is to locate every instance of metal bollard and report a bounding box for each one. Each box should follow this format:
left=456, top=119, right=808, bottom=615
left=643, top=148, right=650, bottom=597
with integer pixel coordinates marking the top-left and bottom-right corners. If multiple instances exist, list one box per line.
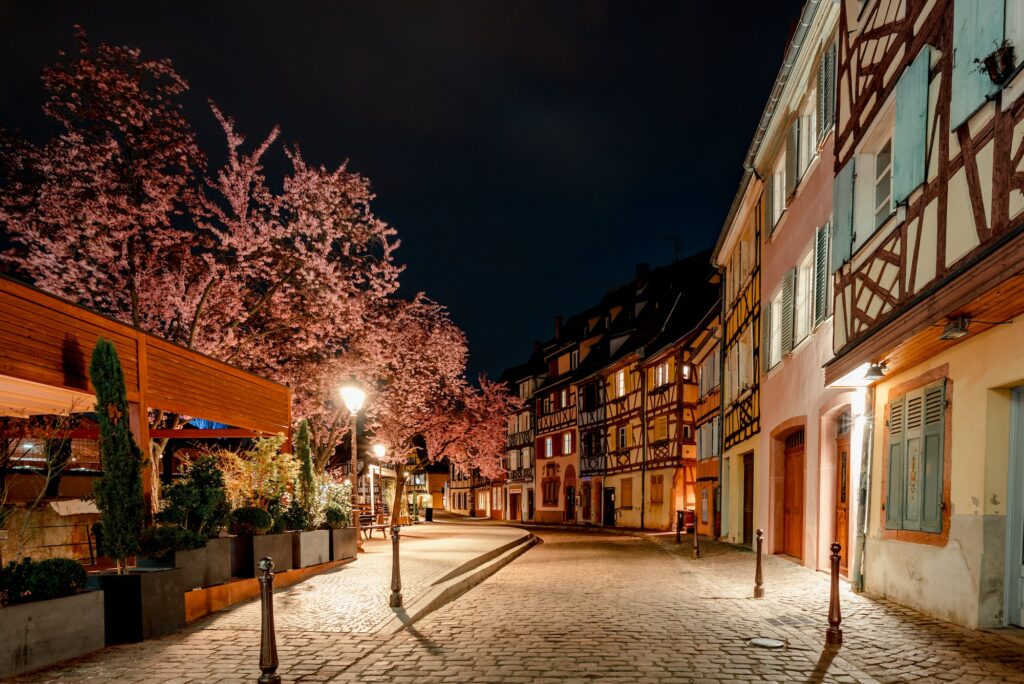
left=389, top=525, right=403, bottom=608
left=826, top=542, right=843, bottom=646
left=692, top=514, right=700, bottom=560
left=257, top=557, right=281, bottom=684
left=754, top=529, right=764, bottom=599
left=676, top=510, right=683, bottom=544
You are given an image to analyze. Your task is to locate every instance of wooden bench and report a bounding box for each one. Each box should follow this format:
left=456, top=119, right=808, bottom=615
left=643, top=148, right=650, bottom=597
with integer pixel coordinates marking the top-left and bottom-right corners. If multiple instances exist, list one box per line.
left=359, top=514, right=390, bottom=539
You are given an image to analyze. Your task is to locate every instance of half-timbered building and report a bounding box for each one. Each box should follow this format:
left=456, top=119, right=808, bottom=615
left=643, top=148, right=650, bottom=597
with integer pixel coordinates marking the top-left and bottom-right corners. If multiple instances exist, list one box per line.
left=499, top=350, right=545, bottom=522
left=693, top=304, right=723, bottom=538
left=824, top=0, right=1024, bottom=629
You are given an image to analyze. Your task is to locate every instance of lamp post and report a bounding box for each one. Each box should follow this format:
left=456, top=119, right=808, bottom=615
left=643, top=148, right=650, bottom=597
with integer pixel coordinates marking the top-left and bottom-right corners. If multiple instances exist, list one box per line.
left=372, top=443, right=386, bottom=519
left=340, top=383, right=366, bottom=551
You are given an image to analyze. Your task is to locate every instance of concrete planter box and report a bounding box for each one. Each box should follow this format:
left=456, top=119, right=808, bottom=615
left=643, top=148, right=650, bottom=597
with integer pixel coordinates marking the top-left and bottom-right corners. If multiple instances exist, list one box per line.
left=0, top=590, right=105, bottom=678
left=88, top=568, right=185, bottom=644
left=330, top=527, right=357, bottom=561
left=229, top=533, right=293, bottom=578
left=138, top=537, right=232, bottom=590
left=292, top=530, right=330, bottom=568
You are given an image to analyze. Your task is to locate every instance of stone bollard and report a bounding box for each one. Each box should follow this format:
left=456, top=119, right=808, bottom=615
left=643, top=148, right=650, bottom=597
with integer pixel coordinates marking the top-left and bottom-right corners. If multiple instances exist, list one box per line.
left=826, top=542, right=843, bottom=646
left=257, top=557, right=281, bottom=684
left=676, top=510, right=683, bottom=544
left=754, top=529, right=764, bottom=599
left=390, top=525, right=403, bottom=608
left=692, top=514, right=700, bottom=560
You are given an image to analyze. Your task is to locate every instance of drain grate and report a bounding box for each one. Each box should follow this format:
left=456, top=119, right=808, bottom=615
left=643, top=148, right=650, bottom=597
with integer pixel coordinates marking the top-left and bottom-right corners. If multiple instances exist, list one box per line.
left=764, top=613, right=817, bottom=627
left=748, top=637, right=786, bottom=649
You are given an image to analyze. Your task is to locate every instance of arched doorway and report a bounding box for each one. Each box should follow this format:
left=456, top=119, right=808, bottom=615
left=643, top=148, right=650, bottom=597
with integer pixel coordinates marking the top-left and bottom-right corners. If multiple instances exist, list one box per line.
left=564, top=465, right=577, bottom=522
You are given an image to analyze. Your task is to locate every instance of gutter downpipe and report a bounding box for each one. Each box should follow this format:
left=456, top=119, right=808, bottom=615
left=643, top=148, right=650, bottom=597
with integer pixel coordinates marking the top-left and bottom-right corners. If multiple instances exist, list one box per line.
left=851, top=385, right=875, bottom=593
left=717, top=267, right=727, bottom=540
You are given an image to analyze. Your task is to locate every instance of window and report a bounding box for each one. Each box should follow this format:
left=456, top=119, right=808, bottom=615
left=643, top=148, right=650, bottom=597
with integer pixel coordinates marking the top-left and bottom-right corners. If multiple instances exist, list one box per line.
left=654, top=415, right=668, bottom=442
left=794, top=249, right=815, bottom=344
left=650, top=474, right=664, bottom=504
left=562, top=432, right=572, bottom=455
left=874, top=139, right=893, bottom=229
left=544, top=436, right=553, bottom=458
left=653, top=362, right=669, bottom=387
left=682, top=424, right=693, bottom=441
left=617, top=426, right=628, bottom=450
left=560, top=388, right=568, bottom=408
left=769, top=289, right=784, bottom=368
left=570, top=349, right=579, bottom=370
left=620, top=478, right=633, bottom=508
left=519, top=381, right=531, bottom=399
left=772, top=156, right=786, bottom=226
left=817, top=43, right=836, bottom=142
left=699, top=351, right=719, bottom=397
left=681, top=363, right=692, bottom=381
left=542, top=463, right=559, bottom=506
left=542, top=396, right=552, bottom=415
left=507, top=416, right=517, bottom=435
left=616, top=369, right=626, bottom=398
left=885, top=379, right=946, bottom=533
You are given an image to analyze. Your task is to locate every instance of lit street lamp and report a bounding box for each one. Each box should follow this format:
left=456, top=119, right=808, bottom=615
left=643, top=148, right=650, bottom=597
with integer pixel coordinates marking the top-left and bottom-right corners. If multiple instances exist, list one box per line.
left=340, top=382, right=366, bottom=550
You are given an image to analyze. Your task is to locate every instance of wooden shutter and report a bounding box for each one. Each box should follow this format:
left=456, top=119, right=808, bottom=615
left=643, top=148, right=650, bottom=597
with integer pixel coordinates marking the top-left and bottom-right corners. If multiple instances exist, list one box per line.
left=814, top=223, right=831, bottom=324
left=761, top=302, right=772, bottom=372
left=786, top=120, right=800, bottom=197
left=920, top=380, right=946, bottom=532
left=885, top=395, right=906, bottom=530
left=951, top=0, right=1004, bottom=130
left=817, top=43, right=836, bottom=142
left=764, top=172, right=775, bottom=234
left=901, top=388, right=925, bottom=531
left=780, top=269, right=796, bottom=356
left=832, top=159, right=855, bottom=271
left=894, top=47, right=930, bottom=204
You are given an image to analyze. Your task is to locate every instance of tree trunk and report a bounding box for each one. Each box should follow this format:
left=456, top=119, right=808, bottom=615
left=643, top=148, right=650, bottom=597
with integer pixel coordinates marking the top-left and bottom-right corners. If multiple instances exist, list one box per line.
left=390, top=468, right=406, bottom=527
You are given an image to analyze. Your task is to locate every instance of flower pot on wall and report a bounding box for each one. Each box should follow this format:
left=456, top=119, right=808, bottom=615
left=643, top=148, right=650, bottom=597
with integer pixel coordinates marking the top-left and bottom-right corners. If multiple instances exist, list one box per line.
left=137, top=537, right=232, bottom=590
left=88, top=568, right=186, bottom=644
left=229, top=533, right=294, bottom=578
left=0, top=590, right=105, bottom=678
left=292, top=530, right=330, bottom=568
left=329, top=527, right=357, bottom=561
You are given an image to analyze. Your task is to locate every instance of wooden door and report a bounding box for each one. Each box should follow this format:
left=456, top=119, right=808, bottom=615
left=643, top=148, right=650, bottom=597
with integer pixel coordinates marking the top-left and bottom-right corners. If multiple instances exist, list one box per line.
left=581, top=483, right=591, bottom=521
left=742, top=454, right=754, bottom=546
left=835, top=413, right=852, bottom=575
left=783, top=431, right=805, bottom=559
left=565, top=486, right=576, bottom=521
left=509, top=493, right=520, bottom=521
left=603, top=488, right=616, bottom=526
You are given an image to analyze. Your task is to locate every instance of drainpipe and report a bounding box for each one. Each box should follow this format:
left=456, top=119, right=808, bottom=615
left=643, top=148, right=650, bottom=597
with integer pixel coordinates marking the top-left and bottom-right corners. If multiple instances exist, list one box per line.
left=851, top=385, right=875, bottom=593
left=640, top=355, right=648, bottom=531
left=717, top=269, right=728, bottom=540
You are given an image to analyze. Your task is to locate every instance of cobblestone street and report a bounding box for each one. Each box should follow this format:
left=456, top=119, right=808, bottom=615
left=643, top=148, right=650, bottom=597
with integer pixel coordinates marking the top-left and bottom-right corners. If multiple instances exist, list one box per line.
left=16, top=528, right=1024, bottom=683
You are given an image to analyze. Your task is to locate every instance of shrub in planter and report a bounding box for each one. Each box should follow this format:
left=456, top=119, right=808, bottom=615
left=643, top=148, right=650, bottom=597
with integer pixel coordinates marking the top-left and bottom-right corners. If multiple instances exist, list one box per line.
left=282, top=497, right=310, bottom=532
left=0, top=557, right=87, bottom=606
left=157, top=454, right=230, bottom=539
left=228, top=506, right=273, bottom=536
left=324, top=504, right=349, bottom=529
left=138, top=525, right=205, bottom=561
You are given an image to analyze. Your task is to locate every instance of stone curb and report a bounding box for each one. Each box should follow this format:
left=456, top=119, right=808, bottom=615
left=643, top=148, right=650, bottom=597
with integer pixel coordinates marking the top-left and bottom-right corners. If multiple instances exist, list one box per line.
left=431, top=530, right=533, bottom=585
left=374, top=532, right=540, bottom=634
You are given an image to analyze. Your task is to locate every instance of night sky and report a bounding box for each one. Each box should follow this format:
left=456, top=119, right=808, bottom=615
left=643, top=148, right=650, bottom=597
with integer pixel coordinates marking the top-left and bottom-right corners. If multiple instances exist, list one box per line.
left=0, top=1, right=804, bottom=379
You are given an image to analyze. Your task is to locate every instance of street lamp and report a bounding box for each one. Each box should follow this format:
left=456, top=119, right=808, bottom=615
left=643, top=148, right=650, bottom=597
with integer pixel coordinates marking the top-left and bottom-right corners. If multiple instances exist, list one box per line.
left=340, top=382, right=366, bottom=550
left=371, top=443, right=386, bottom=518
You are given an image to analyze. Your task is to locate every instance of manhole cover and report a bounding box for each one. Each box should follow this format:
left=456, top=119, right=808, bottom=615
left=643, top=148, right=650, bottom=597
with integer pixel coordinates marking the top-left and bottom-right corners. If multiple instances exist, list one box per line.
left=748, top=637, right=786, bottom=649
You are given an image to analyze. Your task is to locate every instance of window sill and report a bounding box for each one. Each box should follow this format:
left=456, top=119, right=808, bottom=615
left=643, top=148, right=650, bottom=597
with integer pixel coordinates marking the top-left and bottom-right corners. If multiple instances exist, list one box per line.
left=879, top=526, right=949, bottom=548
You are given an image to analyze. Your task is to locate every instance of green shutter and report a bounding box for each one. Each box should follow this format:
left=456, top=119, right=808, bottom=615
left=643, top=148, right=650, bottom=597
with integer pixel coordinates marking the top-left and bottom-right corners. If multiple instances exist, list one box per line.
left=894, top=47, right=931, bottom=204
left=920, top=380, right=946, bottom=533
left=814, top=223, right=831, bottom=324
left=780, top=269, right=796, bottom=356
left=761, top=302, right=771, bottom=372
left=901, top=389, right=925, bottom=531
left=786, top=120, right=800, bottom=197
left=951, top=0, right=1004, bottom=130
left=885, top=396, right=905, bottom=530
left=818, top=43, right=836, bottom=142
left=764, top=171, right=775, bottom=234
left=832, top=159, right=855, bottom=270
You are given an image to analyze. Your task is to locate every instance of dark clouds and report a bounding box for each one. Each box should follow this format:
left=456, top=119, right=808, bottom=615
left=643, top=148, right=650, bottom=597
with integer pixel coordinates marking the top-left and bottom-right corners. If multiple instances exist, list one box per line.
left=0, top=0, right=804, bottom=378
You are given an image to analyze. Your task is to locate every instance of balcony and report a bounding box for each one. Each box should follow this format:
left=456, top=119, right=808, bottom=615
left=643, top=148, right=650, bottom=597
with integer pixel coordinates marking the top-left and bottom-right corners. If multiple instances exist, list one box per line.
left=505, top=430, right=533, bottom=449
left=507, top=465, right=535, bottom=482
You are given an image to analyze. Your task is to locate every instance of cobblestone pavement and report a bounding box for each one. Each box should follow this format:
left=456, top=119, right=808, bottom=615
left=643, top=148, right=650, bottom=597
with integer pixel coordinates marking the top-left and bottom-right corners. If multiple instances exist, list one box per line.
left=16, top=527, right=1024, bottom=683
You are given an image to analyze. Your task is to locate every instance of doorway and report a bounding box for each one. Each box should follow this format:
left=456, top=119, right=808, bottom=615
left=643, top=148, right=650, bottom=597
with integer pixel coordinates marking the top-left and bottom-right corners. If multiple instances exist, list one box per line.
left=835, top=412, right=852, bottom=575
left=603, top=487, right=616, bottom=526
left=1006, top=389, right=1024, bottom=627
left=581, top=482, right=592, bottom=521
left=742, top=453, right=754, bottom=546
left=527, top=489, right=535, bottom=522
left=783, top=430, right=805, bottom=559
left=509, top=493, right=521, bottom=522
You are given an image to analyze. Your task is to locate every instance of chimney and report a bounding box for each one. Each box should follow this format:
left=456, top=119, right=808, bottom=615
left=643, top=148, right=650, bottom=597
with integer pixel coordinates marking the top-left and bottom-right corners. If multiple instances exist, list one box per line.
left=554, top=315, right=562, bottom=340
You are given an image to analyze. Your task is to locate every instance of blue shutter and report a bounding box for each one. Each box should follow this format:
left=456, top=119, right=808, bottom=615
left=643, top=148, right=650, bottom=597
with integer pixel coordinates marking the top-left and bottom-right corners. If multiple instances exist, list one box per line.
left=894, top=47, right=931, bottom=204
left=885, top=396, right=905, bottom=530
left=832, top=159, right=855, bottom=271
left=920, top=380, right=946, bottom=533
left=780, top=268, right=796, bottom=356
left=951, top=0, right=1004, bottom=130
left=901, top=389, right=925, bottom=531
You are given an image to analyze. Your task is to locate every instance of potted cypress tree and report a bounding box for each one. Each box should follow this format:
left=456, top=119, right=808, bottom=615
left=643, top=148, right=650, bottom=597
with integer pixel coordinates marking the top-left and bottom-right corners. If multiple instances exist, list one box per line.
left=290, top=420, right=330, bottom=568
left=87, top=338, right=185, bottom=644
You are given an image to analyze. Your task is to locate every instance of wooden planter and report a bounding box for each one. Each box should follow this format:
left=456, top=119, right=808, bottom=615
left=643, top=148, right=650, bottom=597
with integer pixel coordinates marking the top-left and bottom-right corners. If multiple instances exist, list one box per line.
left=229, top=533, right=294, bottom=578
left=329, top=527, right=357, bottom=561
left=292, top=530, right=330, bottom=568
left=0, top=590, right=105, bottom=678
left=137, top=537, right=232, bottom=590
left=88, top=568, right=186, bottom=644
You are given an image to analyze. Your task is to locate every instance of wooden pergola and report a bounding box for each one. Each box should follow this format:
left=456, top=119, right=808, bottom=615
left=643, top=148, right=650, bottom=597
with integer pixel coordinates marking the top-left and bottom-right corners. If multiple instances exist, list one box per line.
left=0, top=275, right=292, bottom=505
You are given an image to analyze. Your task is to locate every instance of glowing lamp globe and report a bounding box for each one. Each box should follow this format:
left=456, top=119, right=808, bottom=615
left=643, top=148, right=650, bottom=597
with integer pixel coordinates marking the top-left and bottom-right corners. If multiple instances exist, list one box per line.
left=373, top=443, right=386, bottom=459
left=339, top=385, right=366, bottom=412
